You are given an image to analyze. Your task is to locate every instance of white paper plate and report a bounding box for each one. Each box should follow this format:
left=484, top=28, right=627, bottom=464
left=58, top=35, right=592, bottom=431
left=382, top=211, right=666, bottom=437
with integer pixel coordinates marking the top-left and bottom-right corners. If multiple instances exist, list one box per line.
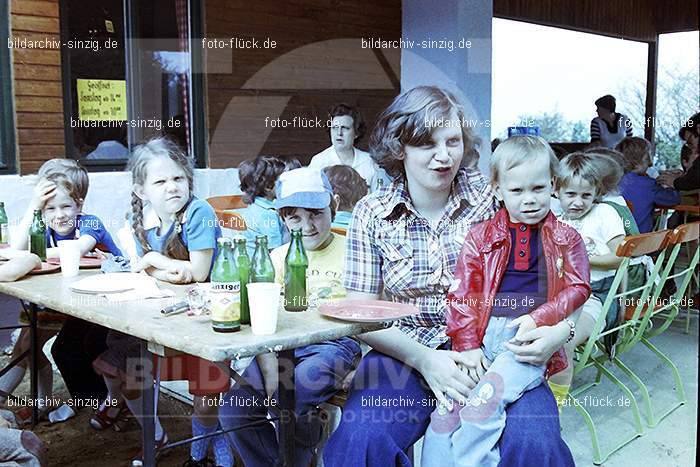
left=69, top=272, right=145, bottom=294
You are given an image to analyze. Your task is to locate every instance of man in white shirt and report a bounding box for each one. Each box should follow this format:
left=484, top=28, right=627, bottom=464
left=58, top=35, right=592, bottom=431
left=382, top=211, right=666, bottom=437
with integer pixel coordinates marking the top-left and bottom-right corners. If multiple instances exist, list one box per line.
left=309, top=104, right=386, bottom=190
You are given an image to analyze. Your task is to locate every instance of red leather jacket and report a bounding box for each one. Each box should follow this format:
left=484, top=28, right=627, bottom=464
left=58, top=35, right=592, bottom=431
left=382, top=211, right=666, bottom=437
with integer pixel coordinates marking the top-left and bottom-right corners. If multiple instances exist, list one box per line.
left=446, top=208, right=591, bottom=375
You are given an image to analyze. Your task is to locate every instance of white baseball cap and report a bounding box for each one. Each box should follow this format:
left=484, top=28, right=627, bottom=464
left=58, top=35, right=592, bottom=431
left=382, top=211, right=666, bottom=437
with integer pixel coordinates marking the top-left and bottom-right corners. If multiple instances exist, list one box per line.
left=274, top=167, right=334, bottom=210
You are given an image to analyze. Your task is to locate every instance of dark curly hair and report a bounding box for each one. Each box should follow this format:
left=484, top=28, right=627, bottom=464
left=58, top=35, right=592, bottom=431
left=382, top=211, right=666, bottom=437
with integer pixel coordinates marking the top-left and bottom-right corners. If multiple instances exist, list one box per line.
left=238, top=155, right=291, bottom=204
left=329, top=103, right=366, bottom=143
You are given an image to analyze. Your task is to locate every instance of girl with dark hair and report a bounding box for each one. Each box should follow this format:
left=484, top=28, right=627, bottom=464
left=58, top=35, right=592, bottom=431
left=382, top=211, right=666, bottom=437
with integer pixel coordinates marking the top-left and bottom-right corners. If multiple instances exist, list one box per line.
left=92, top=137, right=233, bottom=467
left=236, top=155, right=296, bottom=254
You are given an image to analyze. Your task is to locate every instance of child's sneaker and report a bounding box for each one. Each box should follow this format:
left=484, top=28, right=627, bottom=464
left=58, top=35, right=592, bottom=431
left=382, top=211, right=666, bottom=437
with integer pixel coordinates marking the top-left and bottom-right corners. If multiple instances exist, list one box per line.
left=130, top=432, right=169, bottom=467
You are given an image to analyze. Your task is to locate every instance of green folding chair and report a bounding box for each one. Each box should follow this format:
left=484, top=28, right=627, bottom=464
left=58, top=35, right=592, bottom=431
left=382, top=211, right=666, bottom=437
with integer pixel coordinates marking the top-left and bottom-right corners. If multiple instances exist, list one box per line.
left=568, top=228, right=672, bottom=465
left=612, top=221, right=699, bottom=428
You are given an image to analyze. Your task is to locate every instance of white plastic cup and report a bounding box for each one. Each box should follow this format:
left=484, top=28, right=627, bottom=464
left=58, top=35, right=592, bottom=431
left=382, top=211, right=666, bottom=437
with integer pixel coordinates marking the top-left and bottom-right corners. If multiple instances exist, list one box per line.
left=57, top=240, right=81, bottom=278
left=247, top=282, right=281, bottom=335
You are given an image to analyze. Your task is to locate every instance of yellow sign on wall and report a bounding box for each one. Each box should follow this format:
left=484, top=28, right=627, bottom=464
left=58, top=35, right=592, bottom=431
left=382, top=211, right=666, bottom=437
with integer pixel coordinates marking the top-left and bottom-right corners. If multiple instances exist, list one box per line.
left=77, top=79, right=127, bottom=121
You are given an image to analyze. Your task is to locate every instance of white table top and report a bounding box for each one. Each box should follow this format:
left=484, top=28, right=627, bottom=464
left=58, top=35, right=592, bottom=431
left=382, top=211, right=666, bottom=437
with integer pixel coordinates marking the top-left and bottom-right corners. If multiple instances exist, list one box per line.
left=0, top=270, right=389, bottom=362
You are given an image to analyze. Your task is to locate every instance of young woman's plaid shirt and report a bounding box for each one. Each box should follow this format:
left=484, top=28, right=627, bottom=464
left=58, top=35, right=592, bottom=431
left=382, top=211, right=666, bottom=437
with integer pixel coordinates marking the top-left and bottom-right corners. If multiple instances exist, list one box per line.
left=344, top=168, right=498, bottom=348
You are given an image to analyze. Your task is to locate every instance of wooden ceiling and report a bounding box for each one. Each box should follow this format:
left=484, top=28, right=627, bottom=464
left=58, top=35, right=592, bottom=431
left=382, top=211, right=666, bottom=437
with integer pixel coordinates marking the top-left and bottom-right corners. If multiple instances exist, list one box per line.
left=494, top=0, right=699, bottom=42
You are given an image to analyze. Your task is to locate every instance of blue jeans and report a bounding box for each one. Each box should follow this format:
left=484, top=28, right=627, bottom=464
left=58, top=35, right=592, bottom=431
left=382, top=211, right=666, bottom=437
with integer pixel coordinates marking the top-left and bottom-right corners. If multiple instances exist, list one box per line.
left=323, top=348, right=572, bottom=467
left=219, top=337, right=360, bottom=467
left=422, top=317, right=545, bottom=467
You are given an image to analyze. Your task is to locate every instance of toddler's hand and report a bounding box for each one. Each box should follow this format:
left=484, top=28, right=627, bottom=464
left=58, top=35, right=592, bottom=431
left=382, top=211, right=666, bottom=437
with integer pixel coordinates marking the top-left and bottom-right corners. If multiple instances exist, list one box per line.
left=31, top=179, right=57, bottom=211
left=508, top=314, right=537, bottom=344
left=460, top=348, right=487, bottom=388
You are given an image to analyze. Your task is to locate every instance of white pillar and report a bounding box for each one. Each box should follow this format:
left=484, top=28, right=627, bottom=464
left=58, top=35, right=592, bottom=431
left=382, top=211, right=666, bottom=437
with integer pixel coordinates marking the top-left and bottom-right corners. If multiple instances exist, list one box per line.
left=402, top=0, right=493, bottom=175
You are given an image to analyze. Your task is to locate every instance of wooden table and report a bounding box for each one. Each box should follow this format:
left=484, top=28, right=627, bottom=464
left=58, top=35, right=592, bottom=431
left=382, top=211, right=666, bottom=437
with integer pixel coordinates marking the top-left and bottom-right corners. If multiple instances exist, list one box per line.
left=0, top=270, right=390, bottom=466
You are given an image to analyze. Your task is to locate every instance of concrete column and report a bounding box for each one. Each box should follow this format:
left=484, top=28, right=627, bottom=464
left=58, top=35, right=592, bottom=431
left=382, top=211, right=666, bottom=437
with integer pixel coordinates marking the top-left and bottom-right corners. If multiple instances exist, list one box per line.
left=402, top=0, right=493, bottom=174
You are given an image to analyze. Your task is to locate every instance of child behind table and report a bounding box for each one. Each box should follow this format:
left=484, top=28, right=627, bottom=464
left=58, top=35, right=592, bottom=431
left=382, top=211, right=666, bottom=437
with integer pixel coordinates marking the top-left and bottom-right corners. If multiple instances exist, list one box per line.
left=220, top=167, right=362, bottom=467
left=237, top=155, right=300, bottom=255
left=0, top=158, right=122, bottom=424
left=616, top=137, right=680, bottom=233
left=548, top=151, right=629, bottom=406
left=322, top=165, right=368, bottom=231
left=91, top=137, right=232, bottom=467
left=421, top=136, right=591, bottom=467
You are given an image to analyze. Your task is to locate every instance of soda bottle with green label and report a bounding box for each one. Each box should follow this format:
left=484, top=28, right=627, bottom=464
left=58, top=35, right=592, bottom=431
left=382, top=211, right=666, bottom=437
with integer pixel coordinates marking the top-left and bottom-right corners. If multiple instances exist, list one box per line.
left=0, top=202, right=9, bottom=246
left=210, top=238, right=240, bottom=332
left=284, top=229, right=308, bottom=311
left=29, top=209, right=46, bottom=261
left=251, top=235, right=275, bottom=283
left=233, top=237, right=251, bottom=325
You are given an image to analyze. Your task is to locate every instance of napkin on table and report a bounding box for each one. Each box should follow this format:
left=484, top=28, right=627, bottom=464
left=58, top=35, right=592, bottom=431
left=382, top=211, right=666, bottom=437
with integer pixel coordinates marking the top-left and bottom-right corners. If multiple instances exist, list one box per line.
left=103, top=276, right=175, bottom=302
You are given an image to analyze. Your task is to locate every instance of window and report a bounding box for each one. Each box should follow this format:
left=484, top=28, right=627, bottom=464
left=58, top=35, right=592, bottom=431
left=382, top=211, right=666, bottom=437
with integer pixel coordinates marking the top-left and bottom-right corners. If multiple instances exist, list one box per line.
left=654, top=31, right=699, bottom=168
left=0, top=1, right=17, bottom=174
left=492, top=19, right=648, bottom=143
left=59, top=0, right=204, bottom=169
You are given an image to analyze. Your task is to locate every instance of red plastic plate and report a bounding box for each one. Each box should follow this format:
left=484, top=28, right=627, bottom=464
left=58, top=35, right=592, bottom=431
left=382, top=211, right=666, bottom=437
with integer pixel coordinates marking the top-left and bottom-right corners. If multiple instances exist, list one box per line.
left=319, top=299, right=419, bottom=323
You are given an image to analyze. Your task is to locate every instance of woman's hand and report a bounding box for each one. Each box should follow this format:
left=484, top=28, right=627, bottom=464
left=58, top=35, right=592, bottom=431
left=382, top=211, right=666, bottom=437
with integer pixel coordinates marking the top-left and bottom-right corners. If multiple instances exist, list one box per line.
left=415, top=348, right=477, bottom=407
left=504, top=321, right=569, bottom=365
left=459, top=348, right=491, bottom=389
left=507, top=314, right=537, bottom=342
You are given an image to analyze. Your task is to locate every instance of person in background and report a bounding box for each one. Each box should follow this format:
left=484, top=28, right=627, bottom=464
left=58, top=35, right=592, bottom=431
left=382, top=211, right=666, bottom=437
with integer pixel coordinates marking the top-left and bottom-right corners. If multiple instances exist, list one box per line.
left=309, top=103, right=386, bottom=191
left=0, top=257, right=45, bottom=465
left=236, top=155, right=299, bottom=255
left=590, top=94, right=633, bottom=148
left=322, top=165, right=368, bottom=231
left=616, top=137, right=680, bottom=233
left=678, top=112, right=700, bottom=152
left=658, top=113, right=700, bottom=191
left=549, top=151, right=627, bottom=408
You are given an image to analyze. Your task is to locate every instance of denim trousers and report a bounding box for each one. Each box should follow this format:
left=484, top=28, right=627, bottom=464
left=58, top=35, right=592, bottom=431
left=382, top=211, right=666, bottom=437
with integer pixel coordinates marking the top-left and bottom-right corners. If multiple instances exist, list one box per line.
left=422, top=316, right=546, bottom=467
left=219, top=337, right=360, bottom=467
left=324, top=338, right=572, bottom=467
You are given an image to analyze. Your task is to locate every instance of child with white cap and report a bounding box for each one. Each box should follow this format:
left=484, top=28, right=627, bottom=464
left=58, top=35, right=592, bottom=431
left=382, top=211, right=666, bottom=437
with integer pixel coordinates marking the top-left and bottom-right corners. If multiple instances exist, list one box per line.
left=219, top=167, right=361, bottom=467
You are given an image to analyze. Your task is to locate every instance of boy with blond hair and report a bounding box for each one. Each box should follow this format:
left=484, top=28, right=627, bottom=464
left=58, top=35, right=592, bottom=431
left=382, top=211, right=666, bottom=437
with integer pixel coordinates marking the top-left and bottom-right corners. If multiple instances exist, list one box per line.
left=1, top=158, right=121, bottom=424
left=422, top=136, right=591, bottom=467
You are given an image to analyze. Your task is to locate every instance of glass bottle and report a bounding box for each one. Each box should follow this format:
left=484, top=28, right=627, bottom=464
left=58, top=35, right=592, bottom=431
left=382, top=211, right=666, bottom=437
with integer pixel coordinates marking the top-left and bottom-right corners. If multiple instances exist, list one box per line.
left=284, top=229, right=308, bottom=311
left=250, top=235, right=275, bottom=283
left=0, top=202, right=9, bottom=245
left=233, top=237, right=251, bottom=325
left=29, top=209, right=46, bottom=261
left=210, top=238, right=240, bottom=332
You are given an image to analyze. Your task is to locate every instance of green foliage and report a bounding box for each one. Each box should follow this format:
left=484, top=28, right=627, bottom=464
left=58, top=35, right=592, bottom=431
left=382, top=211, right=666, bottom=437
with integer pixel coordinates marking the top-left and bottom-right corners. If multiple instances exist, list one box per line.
left=513, top=111, right=589, bottom=143
left=617, top=67, right=699, bottom=169
left=504, top=67, right=698, bottom=170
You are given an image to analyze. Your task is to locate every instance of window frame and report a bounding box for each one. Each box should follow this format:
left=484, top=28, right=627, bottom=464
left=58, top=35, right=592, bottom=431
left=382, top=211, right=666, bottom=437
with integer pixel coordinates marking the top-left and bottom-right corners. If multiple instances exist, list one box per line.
left=59, top=0, right=206, bottom=171
left=0, top=1, right=17, bottom=175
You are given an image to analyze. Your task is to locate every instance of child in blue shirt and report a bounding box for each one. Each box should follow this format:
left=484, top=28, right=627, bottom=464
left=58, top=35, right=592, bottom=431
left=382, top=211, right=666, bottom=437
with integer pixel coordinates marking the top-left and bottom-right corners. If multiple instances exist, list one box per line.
left=616, top=137, right=680, bottom=233
left=1, top=158, right=122, bottom=424
left=236, top=155, right=299, bottom=254
left=322, top=165, right=368, bottom=232
left=91, top=137, right=232, bottom=467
